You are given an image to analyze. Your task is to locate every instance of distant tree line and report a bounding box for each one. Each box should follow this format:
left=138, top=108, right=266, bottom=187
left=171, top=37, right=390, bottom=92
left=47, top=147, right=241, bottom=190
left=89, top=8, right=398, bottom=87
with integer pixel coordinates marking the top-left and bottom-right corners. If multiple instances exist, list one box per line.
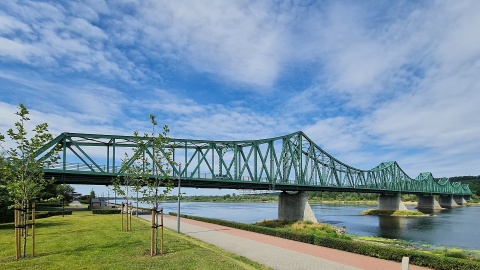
left=450, top=176, right=480, bottom=196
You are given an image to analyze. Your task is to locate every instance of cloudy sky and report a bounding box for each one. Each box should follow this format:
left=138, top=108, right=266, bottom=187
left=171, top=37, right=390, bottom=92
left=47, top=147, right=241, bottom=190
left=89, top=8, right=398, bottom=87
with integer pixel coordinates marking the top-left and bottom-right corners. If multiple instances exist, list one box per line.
left=1, top=0, right=479, bottom=196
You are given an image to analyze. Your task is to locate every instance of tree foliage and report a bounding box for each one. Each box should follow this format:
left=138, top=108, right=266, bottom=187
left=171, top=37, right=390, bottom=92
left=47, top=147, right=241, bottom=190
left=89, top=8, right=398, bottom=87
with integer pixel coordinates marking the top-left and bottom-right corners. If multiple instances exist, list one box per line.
left=139, top=114, right=176, bottom=210
left=0, top=104, right=59, bottom=207
left=136, top=114, right=176, bottom=255
left=112, top=114, right=176, bottom=254
left=56, top=184, right=75, bottom=202
left=0, top=104, right=59, bottom=257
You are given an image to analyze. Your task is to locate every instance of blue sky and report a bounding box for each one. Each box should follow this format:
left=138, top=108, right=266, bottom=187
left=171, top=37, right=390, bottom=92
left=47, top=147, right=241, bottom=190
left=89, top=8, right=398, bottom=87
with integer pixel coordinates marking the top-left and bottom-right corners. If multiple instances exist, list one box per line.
left=1, top=1, right=480, bottom=197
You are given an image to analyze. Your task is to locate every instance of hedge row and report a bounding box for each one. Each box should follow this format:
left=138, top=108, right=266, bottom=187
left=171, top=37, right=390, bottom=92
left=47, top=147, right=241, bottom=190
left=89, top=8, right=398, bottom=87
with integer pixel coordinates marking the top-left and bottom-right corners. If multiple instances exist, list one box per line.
left=92, top=209, right=121, bottom=214
left=169, top=212, right=480, bottom=270
left=36, top=202, right=63, bottom=208
left=36, top=210, right=72, bottom=219
left=0, top=207, right=71, bottom=224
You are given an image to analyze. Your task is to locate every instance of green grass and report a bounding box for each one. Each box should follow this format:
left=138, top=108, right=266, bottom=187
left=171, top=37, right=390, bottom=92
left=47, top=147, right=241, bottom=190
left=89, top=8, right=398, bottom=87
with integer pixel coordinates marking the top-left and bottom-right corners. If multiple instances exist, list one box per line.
left=0, top=212, right=270, bottom=270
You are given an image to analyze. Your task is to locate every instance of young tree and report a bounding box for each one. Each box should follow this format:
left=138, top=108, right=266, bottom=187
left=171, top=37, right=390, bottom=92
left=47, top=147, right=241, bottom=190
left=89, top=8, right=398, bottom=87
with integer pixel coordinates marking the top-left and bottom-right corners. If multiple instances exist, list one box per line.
left=113, top=148, right=145, bottom=231
left=139, top=114, right=176, bottom=256
left=56, top=184, right=75, bottom=217
left=89, top=189, right=96, bottom=199
left=0, top=104, right=59, bottom=258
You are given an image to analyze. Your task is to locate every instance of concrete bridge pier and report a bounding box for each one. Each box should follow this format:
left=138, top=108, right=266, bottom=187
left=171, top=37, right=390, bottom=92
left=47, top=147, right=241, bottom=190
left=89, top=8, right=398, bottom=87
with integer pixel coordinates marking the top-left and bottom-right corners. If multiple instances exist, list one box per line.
left=416, top=195, right=442, bottom=210
left=438, top=195, right=459, bottom=209
left=453, top=195, right=468, bottom=205
left=278, top=191, right=318, bottom=223
left=378, top=194, right=407, bottom=211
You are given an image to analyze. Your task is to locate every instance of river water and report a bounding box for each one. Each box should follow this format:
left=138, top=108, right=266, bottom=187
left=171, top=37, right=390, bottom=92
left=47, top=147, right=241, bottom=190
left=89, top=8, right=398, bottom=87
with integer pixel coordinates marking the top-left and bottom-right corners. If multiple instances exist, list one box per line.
left=118, top=200, right=480, bottom=250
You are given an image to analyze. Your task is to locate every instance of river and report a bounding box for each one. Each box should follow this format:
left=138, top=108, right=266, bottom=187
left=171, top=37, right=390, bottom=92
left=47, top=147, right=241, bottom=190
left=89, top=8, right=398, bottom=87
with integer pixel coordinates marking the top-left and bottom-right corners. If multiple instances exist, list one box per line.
left=114, top=200, right=480, bottom=250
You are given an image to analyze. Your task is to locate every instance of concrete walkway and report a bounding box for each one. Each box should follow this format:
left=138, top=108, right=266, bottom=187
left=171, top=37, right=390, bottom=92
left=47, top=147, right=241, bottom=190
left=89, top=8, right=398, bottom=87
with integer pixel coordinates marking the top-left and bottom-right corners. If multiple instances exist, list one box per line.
left=68, top=200, right=82, bottom=207
left=138, top=214, right=430, bottom=270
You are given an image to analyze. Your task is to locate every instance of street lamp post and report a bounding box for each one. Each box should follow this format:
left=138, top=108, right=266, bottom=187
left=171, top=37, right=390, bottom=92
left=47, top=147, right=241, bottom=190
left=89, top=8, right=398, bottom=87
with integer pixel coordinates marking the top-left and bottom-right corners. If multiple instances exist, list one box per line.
left=177, top=163, right=182, bottom=233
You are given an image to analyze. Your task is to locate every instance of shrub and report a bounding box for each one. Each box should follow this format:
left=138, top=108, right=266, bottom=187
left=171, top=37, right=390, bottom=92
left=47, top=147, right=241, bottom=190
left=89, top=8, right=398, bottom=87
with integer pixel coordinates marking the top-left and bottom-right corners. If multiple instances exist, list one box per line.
left=92, top=209, right=121, bottom=214
left=444, top=251, right=468, bottom=259
left=36, top=202, right=63, bottom=209
left=35, top=210, right=72, bottom=219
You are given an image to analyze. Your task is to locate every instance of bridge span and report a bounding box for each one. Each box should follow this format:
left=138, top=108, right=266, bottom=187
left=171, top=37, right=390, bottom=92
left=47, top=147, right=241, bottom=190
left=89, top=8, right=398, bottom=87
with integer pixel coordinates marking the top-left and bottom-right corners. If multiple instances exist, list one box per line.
left=35, top=132, right=472, bottom=221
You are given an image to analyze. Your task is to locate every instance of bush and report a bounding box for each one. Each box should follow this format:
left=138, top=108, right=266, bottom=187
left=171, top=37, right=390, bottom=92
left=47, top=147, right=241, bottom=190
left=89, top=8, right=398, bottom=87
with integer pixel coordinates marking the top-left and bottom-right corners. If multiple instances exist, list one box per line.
left=92, top=209, right=121, bottom=214
left=0, top=207, right=14, bottom=223
left=444, top=251, right=468, bottom=259
left=36, top=202, right=63, bottom=208
left=169, top=212, right=480, bottom=270
left=79, top=199, right=90, bottom=205
left=35, top=210, right=72, bottom=219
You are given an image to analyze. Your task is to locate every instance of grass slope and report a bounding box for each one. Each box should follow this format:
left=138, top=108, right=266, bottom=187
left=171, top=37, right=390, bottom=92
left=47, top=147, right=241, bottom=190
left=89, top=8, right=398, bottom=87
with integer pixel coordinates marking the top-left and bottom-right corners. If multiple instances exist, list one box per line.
left=0, top=211, right=269, bottom=270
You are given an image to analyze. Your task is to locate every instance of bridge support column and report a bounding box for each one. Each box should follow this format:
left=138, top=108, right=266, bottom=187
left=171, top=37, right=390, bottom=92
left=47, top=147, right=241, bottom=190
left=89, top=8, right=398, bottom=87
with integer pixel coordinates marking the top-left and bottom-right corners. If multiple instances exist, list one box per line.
left=438, top=195, right=459, bottom=209
left=378, top=194, right=407, bottom=211
left=453, top=195, right=467, bottom=205
left=278, top=191, right=317, bottom=223
left=417, top=195, right=442, bottom=210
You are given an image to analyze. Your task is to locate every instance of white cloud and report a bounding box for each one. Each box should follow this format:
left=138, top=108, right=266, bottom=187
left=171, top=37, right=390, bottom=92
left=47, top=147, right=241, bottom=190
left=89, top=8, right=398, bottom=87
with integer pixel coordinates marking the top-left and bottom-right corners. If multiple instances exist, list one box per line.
left=0, top=37, right=45, bottom=63
left=302, top=117, right=373, bottom=166
left=113, top=0, right=289, bottom=89
left=0, top=1, right=132, bottom=79
left=0, top=13, right=31, bottom=34
left=2, top=0, right=480, bottom=181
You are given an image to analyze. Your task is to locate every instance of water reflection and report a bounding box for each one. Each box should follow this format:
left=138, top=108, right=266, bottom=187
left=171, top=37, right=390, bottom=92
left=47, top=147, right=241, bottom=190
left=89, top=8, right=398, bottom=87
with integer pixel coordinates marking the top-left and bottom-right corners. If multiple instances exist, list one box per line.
left=378, top=216, right=407, bottom=234
left=417, top=208, right=444, bottom=215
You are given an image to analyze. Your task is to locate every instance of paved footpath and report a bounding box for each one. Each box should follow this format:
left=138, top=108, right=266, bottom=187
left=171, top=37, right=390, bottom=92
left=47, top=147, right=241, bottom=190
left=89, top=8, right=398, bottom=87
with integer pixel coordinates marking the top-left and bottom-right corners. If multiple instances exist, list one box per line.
left=138, top=214, right=430, bottom=270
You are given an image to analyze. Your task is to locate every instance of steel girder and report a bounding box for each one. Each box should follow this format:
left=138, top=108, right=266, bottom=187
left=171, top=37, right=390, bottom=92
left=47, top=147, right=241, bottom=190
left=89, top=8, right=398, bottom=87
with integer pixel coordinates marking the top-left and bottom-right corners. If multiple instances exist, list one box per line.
left=36, top=132, right=472, bottom=196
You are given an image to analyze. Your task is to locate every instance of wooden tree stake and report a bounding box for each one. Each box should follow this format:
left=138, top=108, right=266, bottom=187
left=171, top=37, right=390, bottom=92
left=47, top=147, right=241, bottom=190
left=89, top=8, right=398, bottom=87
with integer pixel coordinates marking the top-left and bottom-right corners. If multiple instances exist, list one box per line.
left=150, top=207, right=155, bottom=256
left=15, top=204, right=20, bottom=259
left=160, top=208, right=164, bottom=255
left=32, top=202, right=35, bottom=257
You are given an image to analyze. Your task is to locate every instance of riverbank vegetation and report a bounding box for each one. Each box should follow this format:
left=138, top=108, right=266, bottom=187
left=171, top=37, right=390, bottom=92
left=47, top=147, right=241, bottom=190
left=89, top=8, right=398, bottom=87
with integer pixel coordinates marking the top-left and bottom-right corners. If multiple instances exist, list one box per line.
left=354, top=235, right=480, bottom=259
left=164, top=192, right=443, bottom=204
left=0, top=211, right=268, bottom=270
left=452, top=176, right=480, bottom=195
left=360, top=209, right=428, bottom=216
left=255, top=219, right=347, bottom=238
left=170, top=213, right=480, bottom=270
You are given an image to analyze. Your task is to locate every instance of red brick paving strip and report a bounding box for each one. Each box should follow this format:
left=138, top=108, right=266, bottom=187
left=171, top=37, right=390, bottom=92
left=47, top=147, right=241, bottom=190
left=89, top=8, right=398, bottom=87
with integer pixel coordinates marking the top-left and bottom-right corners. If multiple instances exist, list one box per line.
left=143, top=214, right=431, bottom=270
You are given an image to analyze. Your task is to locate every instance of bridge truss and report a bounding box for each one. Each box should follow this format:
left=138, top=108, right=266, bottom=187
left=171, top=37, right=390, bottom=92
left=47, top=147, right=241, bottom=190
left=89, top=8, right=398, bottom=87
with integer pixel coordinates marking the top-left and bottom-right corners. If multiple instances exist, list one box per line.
left=34, top=132, right=472, bottom=196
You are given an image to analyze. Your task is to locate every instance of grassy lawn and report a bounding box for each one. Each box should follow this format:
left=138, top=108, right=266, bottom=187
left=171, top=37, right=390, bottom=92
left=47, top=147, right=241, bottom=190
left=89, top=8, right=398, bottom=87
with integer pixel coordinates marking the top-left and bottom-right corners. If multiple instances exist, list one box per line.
left=0, top=211, right=269, bottom=270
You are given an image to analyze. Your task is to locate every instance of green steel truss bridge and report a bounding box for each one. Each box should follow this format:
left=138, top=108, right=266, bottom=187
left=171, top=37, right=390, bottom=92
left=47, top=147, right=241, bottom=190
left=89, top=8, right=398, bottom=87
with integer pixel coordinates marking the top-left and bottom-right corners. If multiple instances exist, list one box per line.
left=35, top=132, right=472, bottom=196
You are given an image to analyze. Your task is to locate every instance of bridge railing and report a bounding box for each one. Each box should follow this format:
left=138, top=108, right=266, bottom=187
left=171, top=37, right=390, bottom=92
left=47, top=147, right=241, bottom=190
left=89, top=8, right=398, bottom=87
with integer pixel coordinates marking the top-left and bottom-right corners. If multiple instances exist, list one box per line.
left=45, top=162, right=279, bottom=183
left=46, top=163, right=123, bottom=173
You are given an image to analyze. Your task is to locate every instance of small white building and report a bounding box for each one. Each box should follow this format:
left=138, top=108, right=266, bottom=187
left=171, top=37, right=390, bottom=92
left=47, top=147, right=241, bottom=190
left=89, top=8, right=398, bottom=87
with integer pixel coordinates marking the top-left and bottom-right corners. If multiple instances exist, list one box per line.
left=90, top=198, right=108, bottom=209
